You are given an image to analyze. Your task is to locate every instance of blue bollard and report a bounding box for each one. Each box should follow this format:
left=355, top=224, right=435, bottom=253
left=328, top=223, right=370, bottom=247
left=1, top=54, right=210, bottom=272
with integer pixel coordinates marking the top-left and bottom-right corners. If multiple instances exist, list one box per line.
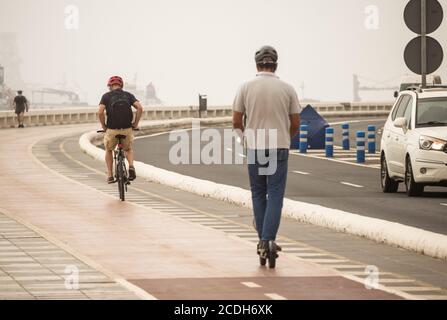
left=325, top=127, right=334, bottom=157
left=356, top=131, right=366, bottom=163
left=299, top=125, right=308, bottom=154
left=367, top=125, right=376, bottom=154
left=342, top=123, right=350, bottom=150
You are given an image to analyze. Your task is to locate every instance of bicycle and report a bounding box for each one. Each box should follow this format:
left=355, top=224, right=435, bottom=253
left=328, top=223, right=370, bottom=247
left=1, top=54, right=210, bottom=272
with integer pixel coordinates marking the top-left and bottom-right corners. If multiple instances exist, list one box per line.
left=97, top=129, right=139, bottom=201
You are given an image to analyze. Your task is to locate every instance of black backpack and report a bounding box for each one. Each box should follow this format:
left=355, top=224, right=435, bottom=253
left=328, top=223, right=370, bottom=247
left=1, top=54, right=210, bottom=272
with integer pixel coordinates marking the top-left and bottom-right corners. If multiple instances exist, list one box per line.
left=106, top=91, right=133, bottom=129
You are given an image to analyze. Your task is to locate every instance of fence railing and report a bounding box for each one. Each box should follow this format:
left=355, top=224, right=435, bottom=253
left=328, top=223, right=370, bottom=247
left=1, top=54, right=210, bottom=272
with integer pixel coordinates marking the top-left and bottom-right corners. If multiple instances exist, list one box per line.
left=0, top=103, right=393, bottom=129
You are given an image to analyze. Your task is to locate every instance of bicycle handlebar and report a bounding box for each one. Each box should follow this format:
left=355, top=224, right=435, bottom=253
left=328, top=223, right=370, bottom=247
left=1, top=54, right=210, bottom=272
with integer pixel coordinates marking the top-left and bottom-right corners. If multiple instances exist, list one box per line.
left=96, top=128, right=140, bottom=133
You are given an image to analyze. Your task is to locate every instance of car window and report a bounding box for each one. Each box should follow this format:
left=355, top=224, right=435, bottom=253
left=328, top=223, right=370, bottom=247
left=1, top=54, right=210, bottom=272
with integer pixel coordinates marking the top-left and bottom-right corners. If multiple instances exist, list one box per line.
left=391, top=96, right=404, bottom=120
left=393, top=95, right=410, bottom=120
left=403, top=97, right=413, bottom=129
left=416, top=98, right=447, bottom=127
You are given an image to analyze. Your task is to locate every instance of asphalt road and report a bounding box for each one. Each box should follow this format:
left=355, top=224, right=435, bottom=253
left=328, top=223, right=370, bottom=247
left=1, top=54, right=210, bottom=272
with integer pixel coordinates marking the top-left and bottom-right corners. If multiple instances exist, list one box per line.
left=134, top=118, right=447, bottom=235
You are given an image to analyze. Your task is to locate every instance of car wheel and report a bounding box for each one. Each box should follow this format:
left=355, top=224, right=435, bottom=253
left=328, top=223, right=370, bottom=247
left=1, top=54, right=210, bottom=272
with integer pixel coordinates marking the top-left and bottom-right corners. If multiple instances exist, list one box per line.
left=381, top=154, right=399, bottom=193
left=405, top=157, right=424, bottom=197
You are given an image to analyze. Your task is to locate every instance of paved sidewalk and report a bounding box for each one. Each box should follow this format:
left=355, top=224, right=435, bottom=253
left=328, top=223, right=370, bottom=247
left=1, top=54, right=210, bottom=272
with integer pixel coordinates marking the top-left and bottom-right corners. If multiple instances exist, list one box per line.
left=0, top=211, right=140, bottom=300
left=0, top=124, right=402, bottom=300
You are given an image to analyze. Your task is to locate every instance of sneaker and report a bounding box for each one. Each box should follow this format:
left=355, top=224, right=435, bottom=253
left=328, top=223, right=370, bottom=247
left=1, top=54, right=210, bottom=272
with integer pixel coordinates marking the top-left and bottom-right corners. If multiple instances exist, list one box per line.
left=273, top=242, right=282, bottom=252
left=257, top=241, right=268, bottom=259
left=269, top=241, right=281, bottom=259
left=128, top=166, right=136, bottom=181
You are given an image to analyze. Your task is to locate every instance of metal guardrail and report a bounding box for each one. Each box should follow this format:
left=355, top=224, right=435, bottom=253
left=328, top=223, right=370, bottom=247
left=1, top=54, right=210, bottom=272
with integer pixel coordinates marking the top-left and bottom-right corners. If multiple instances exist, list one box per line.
left=0, top=103, right=393, bottom=129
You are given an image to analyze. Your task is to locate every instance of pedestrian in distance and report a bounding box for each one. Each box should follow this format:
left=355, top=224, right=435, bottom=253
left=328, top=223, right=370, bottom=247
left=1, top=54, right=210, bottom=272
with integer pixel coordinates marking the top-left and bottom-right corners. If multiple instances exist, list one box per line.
left=14, top=90, right=29, bottom=128
left=232, top=45, right=301, bottom=268
left=98, top=76, right=144, bottom=184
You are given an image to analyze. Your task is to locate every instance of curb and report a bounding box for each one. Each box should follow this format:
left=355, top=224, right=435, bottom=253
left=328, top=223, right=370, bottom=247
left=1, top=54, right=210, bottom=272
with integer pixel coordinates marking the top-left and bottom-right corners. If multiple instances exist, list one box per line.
left=79, top=118, right=447, bottom=261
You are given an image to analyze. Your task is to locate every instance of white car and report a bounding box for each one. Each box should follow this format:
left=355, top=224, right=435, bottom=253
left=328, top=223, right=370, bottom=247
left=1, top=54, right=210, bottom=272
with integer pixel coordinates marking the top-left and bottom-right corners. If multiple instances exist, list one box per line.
left=381, top=87, right=447, bottom=196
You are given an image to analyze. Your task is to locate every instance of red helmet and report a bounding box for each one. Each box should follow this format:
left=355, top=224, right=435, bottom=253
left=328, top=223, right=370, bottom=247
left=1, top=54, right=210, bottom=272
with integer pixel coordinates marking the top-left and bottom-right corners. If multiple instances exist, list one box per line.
left=107, top=76, right=124, bottom=87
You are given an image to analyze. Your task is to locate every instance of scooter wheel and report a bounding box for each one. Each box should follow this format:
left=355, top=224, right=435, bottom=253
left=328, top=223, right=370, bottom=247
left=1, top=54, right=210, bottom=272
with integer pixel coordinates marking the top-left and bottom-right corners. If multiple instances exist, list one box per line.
left=268, top=255, right=276, bottom=269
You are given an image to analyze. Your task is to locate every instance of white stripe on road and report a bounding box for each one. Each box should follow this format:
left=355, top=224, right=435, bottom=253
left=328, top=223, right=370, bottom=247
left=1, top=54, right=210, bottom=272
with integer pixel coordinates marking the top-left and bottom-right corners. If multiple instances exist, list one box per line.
left=340, top=182, right=364, bottom=188
left=265, top=293, right=287, bottom=300
left=225, top=148, right=246, bottom=158
left=292, top=171, right=310, bottom=175
left=441, top=203, right=447, bottom=207
left=329, top=118, right=387, bottom=126
left=241, top=282, right=262, bottom=288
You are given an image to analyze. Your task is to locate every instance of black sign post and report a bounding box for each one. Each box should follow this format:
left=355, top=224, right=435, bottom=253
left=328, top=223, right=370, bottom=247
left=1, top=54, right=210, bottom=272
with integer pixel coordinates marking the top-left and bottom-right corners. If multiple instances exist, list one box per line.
left=404, top=0, right=444, bottom=88
left=198, top=94, right=207, bottom=118
left=422, top=0, right=427, bottom=87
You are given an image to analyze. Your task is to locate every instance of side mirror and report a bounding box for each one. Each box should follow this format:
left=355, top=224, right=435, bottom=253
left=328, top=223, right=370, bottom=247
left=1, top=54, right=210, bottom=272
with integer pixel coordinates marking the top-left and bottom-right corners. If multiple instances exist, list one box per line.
left=394, top=91, right=399, bottom=98
left=393, top=117, right=407, bottom=129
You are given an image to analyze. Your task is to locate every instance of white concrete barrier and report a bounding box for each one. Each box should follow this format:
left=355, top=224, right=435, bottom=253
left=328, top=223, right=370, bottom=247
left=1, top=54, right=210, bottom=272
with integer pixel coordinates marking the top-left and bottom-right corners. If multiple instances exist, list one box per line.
left=0, top=102, right=393, bottom=129
left=79, top=118, right=447, bottom=261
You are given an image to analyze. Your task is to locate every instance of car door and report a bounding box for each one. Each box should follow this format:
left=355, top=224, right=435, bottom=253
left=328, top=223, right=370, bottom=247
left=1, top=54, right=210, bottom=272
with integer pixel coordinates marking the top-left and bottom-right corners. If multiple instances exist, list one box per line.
left=387, top=95, right=410, bottom=173
left=383, top=96, right=403, bottom=160
left=394, top=95, right=414, bottom=175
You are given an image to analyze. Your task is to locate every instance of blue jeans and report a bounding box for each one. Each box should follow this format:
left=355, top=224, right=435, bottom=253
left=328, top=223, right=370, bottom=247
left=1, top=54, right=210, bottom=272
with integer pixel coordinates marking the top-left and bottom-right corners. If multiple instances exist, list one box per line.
left=247, top=149, right=289, bottom=241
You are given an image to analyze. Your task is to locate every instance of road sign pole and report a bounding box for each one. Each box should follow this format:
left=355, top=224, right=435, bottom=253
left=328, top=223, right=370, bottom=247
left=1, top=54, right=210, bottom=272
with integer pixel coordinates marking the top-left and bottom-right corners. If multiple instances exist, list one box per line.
left=404, top=0, right=444, bottom=80
left=421, top=0, right=427, bottom=88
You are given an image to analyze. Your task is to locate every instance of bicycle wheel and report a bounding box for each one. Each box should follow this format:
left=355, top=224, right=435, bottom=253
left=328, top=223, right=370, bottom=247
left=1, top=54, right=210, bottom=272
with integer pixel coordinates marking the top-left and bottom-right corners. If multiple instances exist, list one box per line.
left=117, top=161, right=125, bottom=201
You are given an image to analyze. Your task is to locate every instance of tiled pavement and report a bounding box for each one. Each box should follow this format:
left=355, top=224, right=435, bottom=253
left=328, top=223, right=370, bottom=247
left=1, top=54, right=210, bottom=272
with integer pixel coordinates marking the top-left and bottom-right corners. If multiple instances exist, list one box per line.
left=0, top=211, right=141, bottom=300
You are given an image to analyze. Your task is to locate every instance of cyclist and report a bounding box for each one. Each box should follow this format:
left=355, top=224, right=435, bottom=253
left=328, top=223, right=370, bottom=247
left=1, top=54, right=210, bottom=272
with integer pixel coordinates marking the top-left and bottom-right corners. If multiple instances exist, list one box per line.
left=98, top=76, right=143, bottom=184
left=14, top=90, right=29, bottom=128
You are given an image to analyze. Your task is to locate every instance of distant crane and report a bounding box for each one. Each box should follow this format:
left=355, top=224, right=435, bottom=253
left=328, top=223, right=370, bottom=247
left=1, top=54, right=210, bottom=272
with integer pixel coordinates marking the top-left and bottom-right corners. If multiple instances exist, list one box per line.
left=353, top=74, right=399, bottom=102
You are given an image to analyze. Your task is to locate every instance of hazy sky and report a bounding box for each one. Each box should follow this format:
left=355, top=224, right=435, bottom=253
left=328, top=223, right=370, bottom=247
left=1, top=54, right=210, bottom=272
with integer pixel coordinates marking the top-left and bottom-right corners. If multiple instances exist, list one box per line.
left=1, top=0, right=446, bottom=105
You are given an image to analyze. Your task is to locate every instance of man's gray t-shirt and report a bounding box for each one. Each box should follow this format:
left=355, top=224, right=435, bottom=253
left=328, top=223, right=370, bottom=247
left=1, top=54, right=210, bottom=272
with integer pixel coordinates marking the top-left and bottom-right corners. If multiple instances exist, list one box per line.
left=233, top=72, right=302, bottom=150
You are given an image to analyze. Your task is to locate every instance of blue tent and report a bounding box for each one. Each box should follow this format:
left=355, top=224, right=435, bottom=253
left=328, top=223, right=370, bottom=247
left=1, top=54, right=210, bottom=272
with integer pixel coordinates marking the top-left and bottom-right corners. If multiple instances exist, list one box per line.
left=291, top=104, right=329, bottom=150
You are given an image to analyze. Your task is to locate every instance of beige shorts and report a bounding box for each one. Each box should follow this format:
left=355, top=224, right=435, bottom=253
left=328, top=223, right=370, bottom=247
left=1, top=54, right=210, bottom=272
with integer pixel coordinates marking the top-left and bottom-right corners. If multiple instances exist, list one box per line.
left=104, top=128, right=134, bottom=151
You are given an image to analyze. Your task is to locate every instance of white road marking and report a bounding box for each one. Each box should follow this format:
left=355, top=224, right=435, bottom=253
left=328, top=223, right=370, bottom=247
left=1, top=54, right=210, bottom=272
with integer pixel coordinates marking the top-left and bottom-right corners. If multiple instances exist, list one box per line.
left=292, top=170, right=310, bottom=175
left=336, top=157, right=380, bottom=161
left=301, top=259, right=348, bottom=264
left=329, top=118, right=387, bottom=126
left=386, top=286, right=441, bottom=292
left=290, top=151, right=379, bottom=170
left=241, top=282, right=262, bottom=288
left=295, top=253, right=328, bottom=257
left=344, top=271, right=391, bottom=276
left=416, top=295, right=447, bottom=300
left=340, top=182, right=364, bottom=188
left=441, top=203, right=447, bottom=207
left=265, top=293, right=287, bottom=300
left=379, top=279, right=416, bottom=283
left=226, top=147, right=246, bottom=158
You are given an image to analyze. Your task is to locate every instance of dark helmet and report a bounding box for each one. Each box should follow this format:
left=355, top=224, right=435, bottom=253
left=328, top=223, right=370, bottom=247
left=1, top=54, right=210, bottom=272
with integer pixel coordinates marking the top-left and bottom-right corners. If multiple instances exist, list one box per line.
left=107, top=76, right=124, bottom=88
left=255, top=45, right=278, bottom=65
left=17, top=90, right=23, bottom=95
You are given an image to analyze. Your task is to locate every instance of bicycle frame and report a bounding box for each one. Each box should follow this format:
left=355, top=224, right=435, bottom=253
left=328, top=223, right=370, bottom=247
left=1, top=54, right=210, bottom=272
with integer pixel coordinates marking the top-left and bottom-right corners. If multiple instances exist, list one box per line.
left=97, top=128, right=139, bottom=201
left=114, top=137, right=129, bottom=201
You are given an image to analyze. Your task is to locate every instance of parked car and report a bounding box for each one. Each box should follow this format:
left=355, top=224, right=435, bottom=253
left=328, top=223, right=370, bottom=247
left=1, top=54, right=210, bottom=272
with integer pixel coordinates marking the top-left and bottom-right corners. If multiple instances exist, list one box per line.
left=381, top=86, right=447, bottom=196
